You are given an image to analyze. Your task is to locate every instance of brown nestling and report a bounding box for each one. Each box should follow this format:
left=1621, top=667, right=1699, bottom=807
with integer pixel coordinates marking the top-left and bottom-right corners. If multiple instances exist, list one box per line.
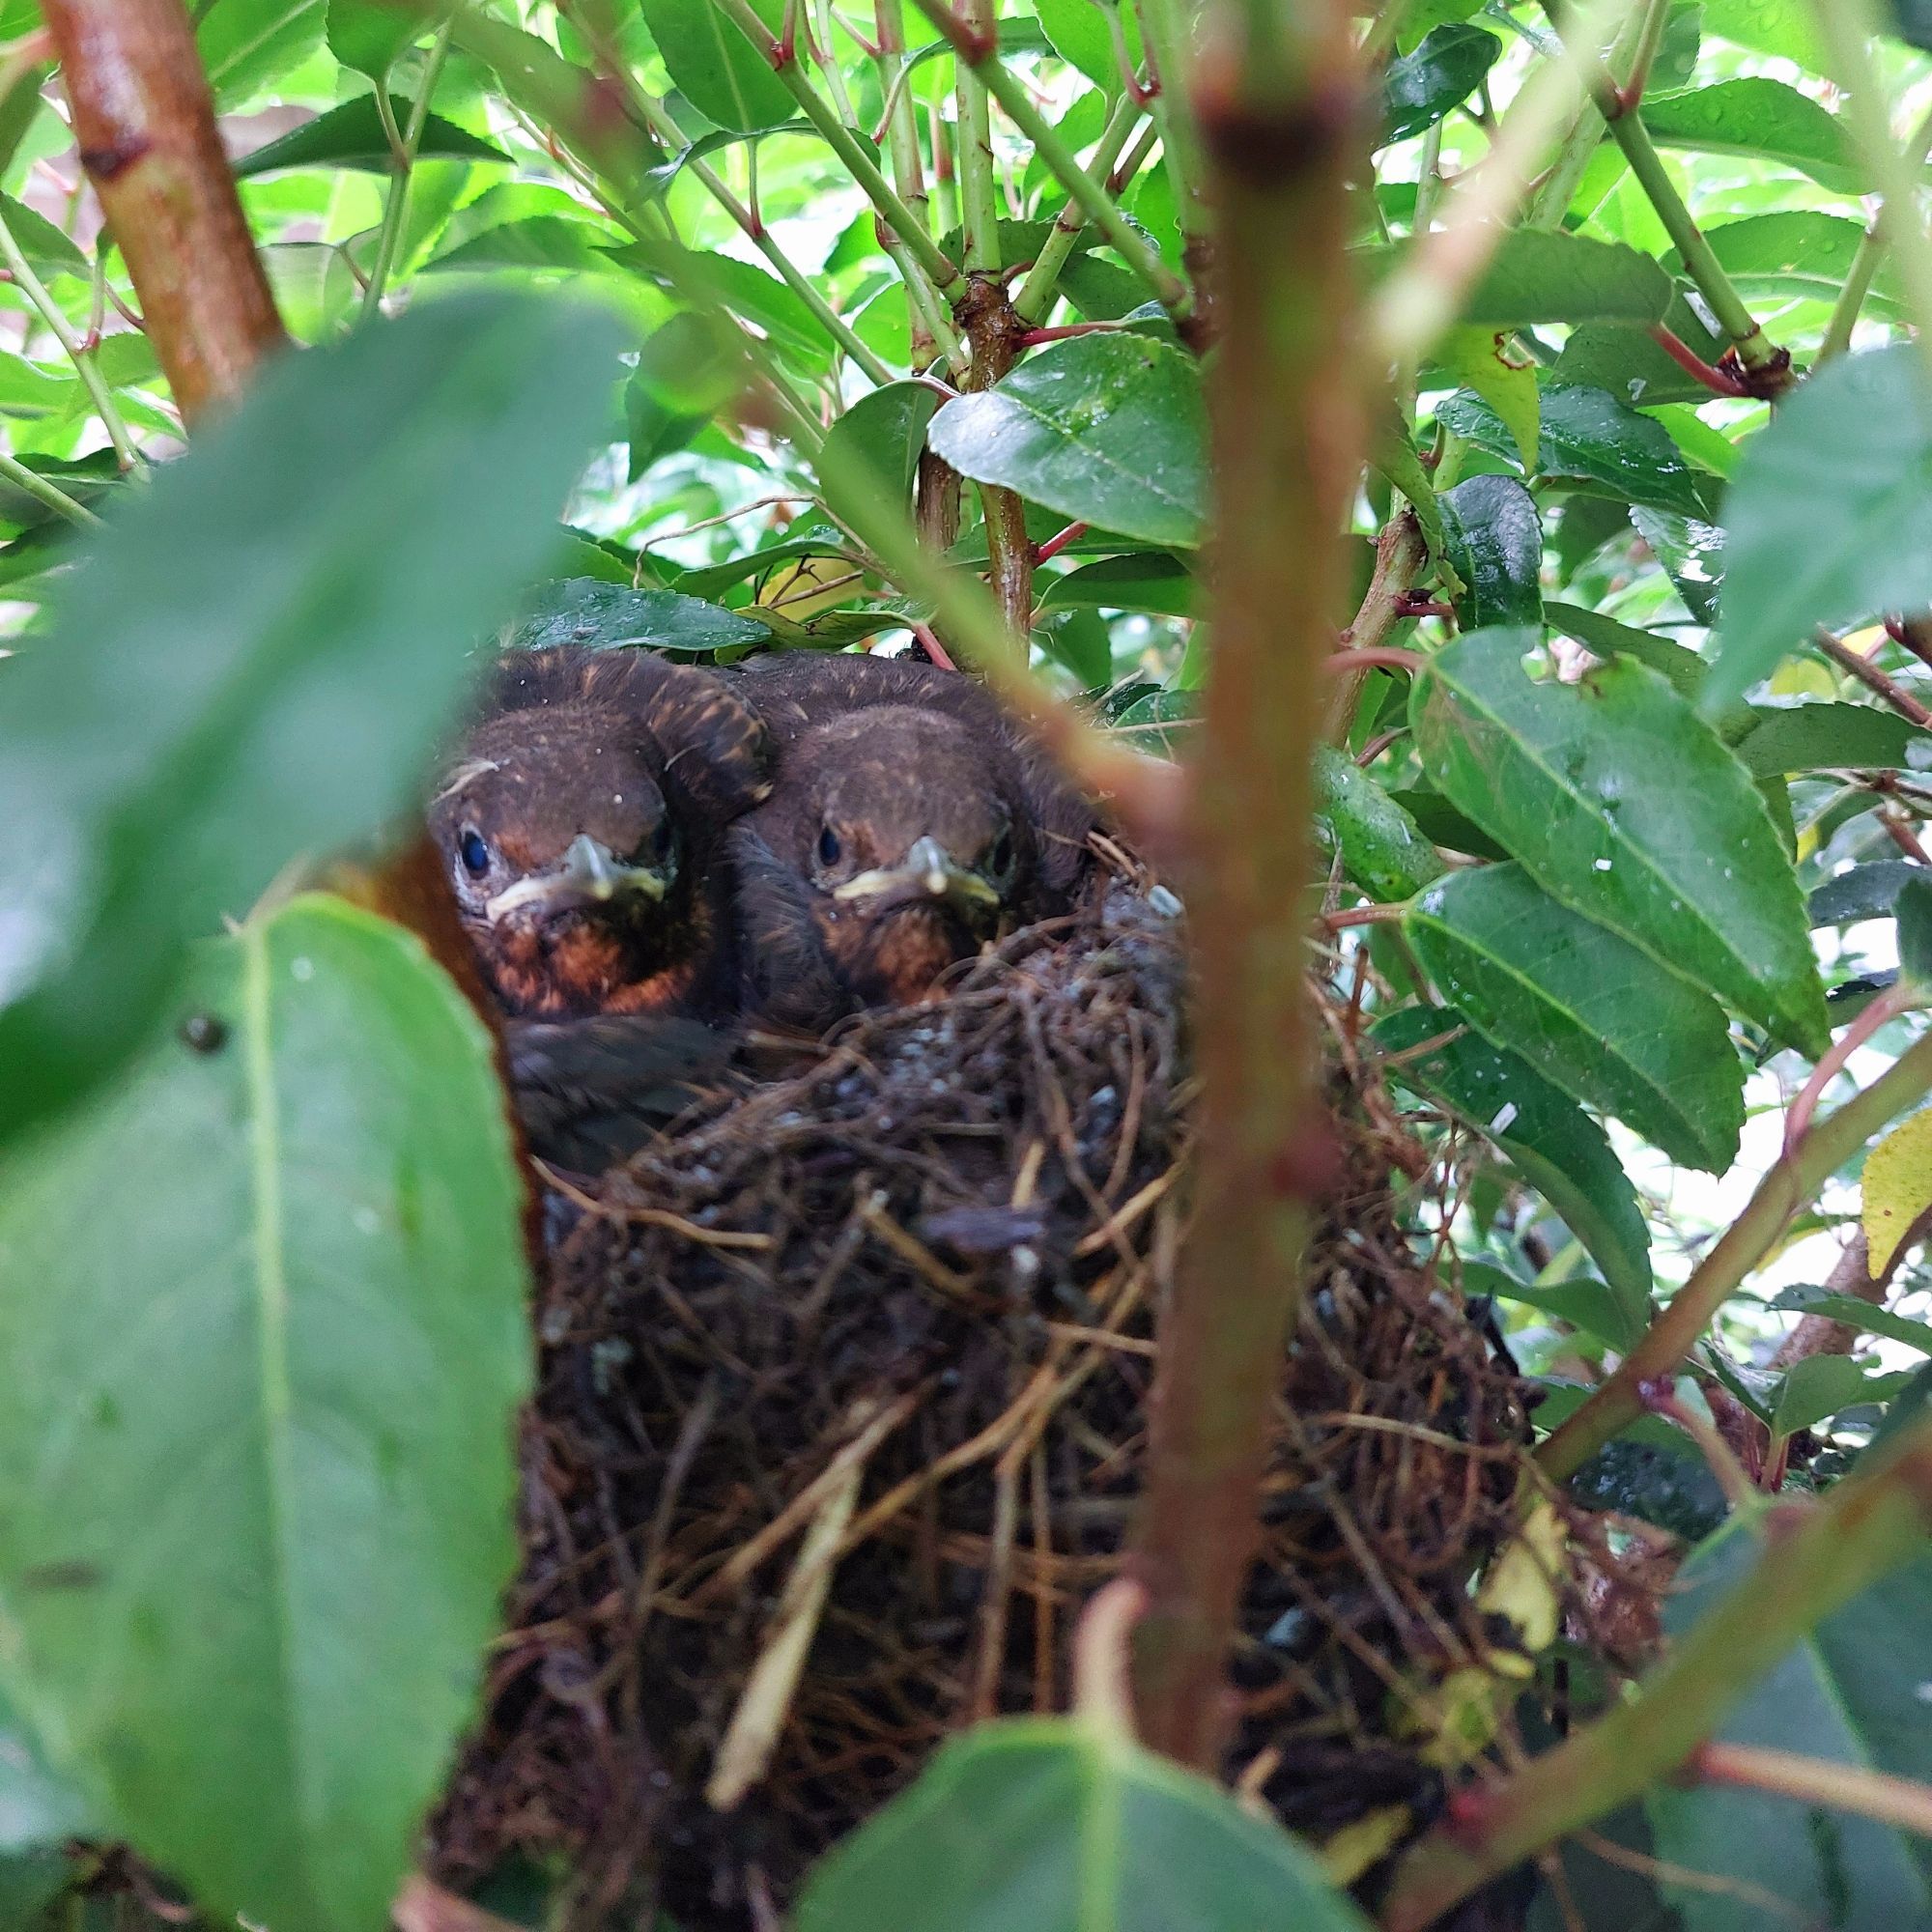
left=725, top=653, right=1096, bottom=1031
left=429, top=645, right=772, bottom=1021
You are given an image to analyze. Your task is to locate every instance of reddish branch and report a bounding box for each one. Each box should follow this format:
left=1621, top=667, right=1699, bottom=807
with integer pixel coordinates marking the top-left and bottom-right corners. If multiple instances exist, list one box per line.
left=41, top=0, right=285, bottom=424
left=1817, top=625, right=1932, bottom=727
left=1125, top=0, right=1364, bottom=1769
left=1645, top=324, right=1749, bottom=398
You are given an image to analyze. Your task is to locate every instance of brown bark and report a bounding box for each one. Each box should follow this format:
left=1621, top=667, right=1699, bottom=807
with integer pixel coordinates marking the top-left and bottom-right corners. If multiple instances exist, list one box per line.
left=1126, top=0, right=1365, bottom=1768
left=42, top=0, right=286, bottom=425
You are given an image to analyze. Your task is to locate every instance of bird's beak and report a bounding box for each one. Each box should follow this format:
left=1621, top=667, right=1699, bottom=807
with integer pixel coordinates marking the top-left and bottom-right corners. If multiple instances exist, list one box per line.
left=833, top=835, right=1002, bottom=912
left=483, top=833, right=669, bottom=924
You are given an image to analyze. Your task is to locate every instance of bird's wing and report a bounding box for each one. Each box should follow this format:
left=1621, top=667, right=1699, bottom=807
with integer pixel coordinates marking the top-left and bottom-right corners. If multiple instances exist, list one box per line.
left=507, top=1011, right=739, bottom=1170
left=725, top=823, right=852, bottom=1034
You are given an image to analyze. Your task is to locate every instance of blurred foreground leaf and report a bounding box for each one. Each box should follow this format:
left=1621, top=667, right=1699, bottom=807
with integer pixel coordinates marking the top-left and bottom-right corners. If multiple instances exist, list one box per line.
left=1712, top=348, right=1932, bottom=716
left=0, top=895, right=530, bottom=1932
left=795, top=1715, right=1372, bottom=1932
left=0, top=287, right=626, bottom=1151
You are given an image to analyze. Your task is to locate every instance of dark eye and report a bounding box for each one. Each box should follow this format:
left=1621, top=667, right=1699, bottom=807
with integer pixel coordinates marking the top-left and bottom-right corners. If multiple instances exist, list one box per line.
left=459, top=829, right=491, bottom=876
left=817, top=824, right=842, bottom=868
left=642, top=817, right=673, bottom=865
left=989, top=828, right=1015, bottom=878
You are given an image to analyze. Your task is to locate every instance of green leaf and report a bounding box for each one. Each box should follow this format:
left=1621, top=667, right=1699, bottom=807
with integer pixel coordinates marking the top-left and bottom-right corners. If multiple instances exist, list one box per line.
left=1374, top=1006, right=1654, bottom=1315
left=506, top=579, right=770, bottom=655
left=1731, top=702, right=1932, bottom=778
left=1406, top=864, right=1744, bottom=1171
left=0, top=895, right=530, bottom=1932
left=1040, top=609, right=1114, bottom=687
left=1710, top=347, right=1932, bottom=717
left=1768, top=1287, right=1932, bottom=1355
left=819, top=382, right=942, bottom=532
left=927, top=334, right=1208, bottom=549
left=795, top=1716, right=1373, bottom=1932
left=1432, top=327, right=1539, bottom=469
left=1898, top=876, right=1932, bottom=992
left=1312, top=746, right=1445, bottom=903
left=1035, top=0, right=1145, bottom=96
left=1699, top=0, right=1827, bottom=66
left=1644, top=77, right=1861, bottom=189
left=1380, top=24, right=1501, bottom=145
left=0, top=194, right=87, bottom=281
left=1371, top=420, right=1450, bottom=561
left=427, top=215, right=623, bottom=273
left=1438, top=474, right=1543, bottom=630
left=1650, top=1529, right=1932, bottom=1925
left=1458, top=1259, right=1644, bottom=1353
left=1810, top=861, right=1921, bottom=925
left=1633, top=506, right=1724, bottom=625
left=1037, top=553, right=1198, bottom=617
left=1459, top=229, right=1672, bottom=329
left=325, top=0, right=418, bottom=76
left=625, top=374, right=705, bottom=480
left=639, top=0, right=794, bottom=133
left=1677, top=212, right=1907, bottom=319
left=0, top=1686, right=92, bottom=1860
left=0, top=289, right=627, bottom=1151
left=1411, top=629, right=1829, bottom=1054
left=233, top=95, right=508, bottom=177
left=611, top=239, right=829, bottom=366
left=1554, top=289, right=1729, bottom=410
left=198, top=0, right=326, bottom=103
left=1543, top=600, right=1710, bottom=702
left=1437, top=384, right=1712, bottom=520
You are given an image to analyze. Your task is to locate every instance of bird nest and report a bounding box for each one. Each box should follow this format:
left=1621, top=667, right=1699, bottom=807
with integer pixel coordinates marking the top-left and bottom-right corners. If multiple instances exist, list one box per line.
left=430, top=859, right=1552, bottom=1929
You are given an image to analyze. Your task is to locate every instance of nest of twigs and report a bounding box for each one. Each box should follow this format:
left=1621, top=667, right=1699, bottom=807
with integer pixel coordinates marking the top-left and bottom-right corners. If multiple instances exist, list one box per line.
left=431, top=856, right=1547, bottom=1928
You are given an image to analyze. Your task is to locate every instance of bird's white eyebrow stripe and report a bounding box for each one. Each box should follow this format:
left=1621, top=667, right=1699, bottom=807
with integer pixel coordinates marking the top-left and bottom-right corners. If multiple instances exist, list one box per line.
left=434, top=756, right=500, bottom=802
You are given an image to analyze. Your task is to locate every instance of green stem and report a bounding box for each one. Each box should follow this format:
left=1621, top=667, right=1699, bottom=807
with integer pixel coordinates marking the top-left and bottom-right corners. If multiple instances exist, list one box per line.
left=929, top=94, right=959, bottom=234
left=811, top=0, right=864, bottom=125
left=552, top=0, right=899, bottom=384
left=1128, top=0, right=1210, bottom=255
left=362, top=26, right=454, bottom=317
left=1537, top=1028, right=1932, bottom=1483
left=0, top=442, right=102, bottom=526
left=905, top=0, right=1191, bottom=316
left=0, top=203, right=140, bottom=469
left=1524, top=0, right=1659, bottom=229
left=874, top=0, right=939, bottom=360
left=954, top=0, right=1002, bottom=275
left=1013, top=91, right=1142, bottom=322
left=1381, top=1409, right=1932, bottom=1931
left=886, top=231, right=971, bottom=368
left=952, top=0, right=1033, bottom=629
left=1809, top=0, right=1932, bottom=386
left=1539, top=2, right=1782, bottom=380
left=707, top=0, right=962, bottom=292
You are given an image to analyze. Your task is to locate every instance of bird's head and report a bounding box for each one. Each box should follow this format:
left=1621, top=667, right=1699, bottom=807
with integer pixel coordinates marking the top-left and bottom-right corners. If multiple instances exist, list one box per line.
left=430, top=707, right=685, bottom=1015
left=778, top=705, right=1025, bottom=1001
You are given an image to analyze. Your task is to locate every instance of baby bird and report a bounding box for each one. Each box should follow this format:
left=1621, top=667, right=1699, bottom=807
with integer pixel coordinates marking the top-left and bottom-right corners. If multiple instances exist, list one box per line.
left=726, top=652, right=1095, bottom=1032
left=429, top=645, right=772, bottom=1021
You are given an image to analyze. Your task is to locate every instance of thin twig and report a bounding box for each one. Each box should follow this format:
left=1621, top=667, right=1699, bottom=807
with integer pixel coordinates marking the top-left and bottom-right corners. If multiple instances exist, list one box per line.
left=1817, top=626, right=1932, bottom=727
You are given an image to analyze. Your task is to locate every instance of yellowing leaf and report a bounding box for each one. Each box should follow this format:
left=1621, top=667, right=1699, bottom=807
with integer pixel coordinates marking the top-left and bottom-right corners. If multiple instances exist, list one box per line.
left=1864, top=1109, right=1932, bottom=1275
left=1435, top=326, right=1539, bottom=469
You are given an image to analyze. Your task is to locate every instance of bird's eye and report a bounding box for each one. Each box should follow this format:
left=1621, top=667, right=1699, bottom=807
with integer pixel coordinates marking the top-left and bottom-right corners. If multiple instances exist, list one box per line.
left=817, top=824, right=842, bottom=868
left=989, top=828, right=1015, bottom=879
left=459, top=829, right=491, bottom=876
left=642, top=817, right=673, bottom=866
